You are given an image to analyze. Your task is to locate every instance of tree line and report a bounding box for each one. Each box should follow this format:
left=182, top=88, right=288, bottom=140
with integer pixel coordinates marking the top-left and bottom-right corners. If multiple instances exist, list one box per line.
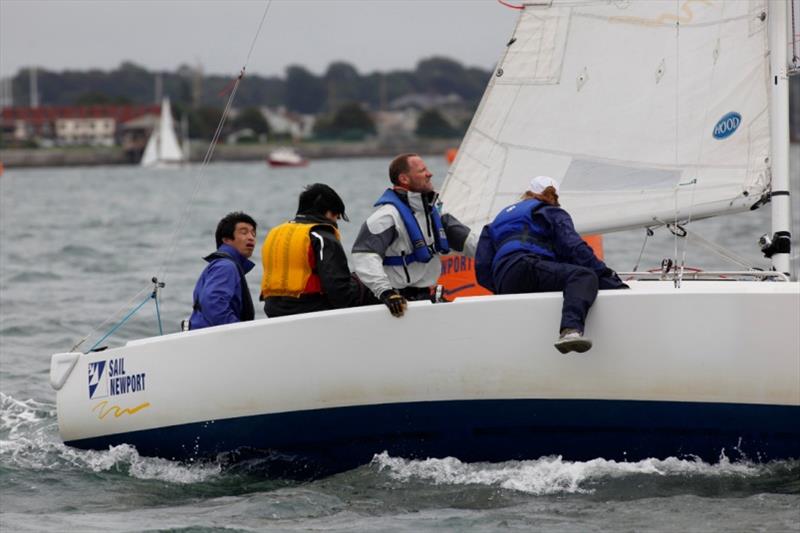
left=8, top=57, right=490, bottom=141
left=9, top=57, right=490, bottom=112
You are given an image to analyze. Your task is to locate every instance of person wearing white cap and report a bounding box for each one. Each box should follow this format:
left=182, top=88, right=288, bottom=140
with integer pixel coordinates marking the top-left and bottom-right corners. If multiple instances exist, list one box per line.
left=474, top=176, right=628, bottom=354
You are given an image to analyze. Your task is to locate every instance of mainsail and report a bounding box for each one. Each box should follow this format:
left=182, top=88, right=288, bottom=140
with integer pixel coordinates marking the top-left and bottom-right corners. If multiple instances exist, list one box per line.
left=141, top=97, right=184, bottom=167
left=441, top=0, right=773, bottom=235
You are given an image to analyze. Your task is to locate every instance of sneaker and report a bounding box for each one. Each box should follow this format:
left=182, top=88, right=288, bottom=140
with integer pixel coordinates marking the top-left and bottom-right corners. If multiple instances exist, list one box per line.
left=554, top=328, right=592, bottom=354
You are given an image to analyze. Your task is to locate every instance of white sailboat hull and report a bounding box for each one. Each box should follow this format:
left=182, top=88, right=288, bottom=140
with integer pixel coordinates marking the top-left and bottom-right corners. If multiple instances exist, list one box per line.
left=51, top=281, right=800, bottom=474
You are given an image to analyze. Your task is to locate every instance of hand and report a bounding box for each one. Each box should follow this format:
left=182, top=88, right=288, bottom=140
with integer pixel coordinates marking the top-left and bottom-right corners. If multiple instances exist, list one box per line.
left=598, top=268, right=629, bottom=290
left=380, top=290, right=407, bottom=317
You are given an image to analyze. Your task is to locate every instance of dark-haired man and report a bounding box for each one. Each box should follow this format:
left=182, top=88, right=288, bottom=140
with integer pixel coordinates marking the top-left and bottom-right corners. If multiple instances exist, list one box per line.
left=261, top=183, right=378, bottom=317
left=352, top=153, right=477, bottom=317
left=188, top=212, right=257, bottom=330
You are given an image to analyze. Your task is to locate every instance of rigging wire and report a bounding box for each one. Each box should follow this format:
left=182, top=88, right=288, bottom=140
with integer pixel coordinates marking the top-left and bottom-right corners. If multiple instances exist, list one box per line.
left=632, top=227, right=656, bottom=272
left=670, top=0, right=721, bottom=286
left=497, top=0, right=524, bottom=10
left=70, top=282, right=152, bottom=352
left=792, top=0, right=799, bottom=71
left=70, top=0, right=273, bottom=353
left=654, top=217, right=760, bottom=271
left=156, top=0, right=273, bottom=286
left=683, top=228, right=758, bottom=269
left=672, top=0, right=682, bottom=287
left=676, top=178, right=698, bottom=286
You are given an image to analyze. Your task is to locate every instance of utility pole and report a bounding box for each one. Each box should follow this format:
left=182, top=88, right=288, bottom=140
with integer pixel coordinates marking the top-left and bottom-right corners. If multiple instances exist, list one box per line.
left=29, top=67, right=39, bottom=108
left=379, top=73, right=387, bottom=111
left=155, top=73, right=163, bottom=104
left=0, top=77, right=13, bottom=107
left=192, top=62, right=203, bottom=109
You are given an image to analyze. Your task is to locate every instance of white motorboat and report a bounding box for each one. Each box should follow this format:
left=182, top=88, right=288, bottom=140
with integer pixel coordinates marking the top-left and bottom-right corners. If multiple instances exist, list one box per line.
left=267, top=147, right=308, bottom=167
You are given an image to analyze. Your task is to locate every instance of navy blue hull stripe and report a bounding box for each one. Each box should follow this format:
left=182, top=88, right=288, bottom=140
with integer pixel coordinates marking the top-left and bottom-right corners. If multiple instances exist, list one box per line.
left=66, top=399, right=800, bottom=477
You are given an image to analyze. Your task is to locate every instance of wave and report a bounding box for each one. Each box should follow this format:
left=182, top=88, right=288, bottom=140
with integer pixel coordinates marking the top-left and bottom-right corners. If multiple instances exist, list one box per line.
left=58, top=244, right=101, bottom=256
left=2, top=391, right=794, bottom=492
left=7, top=270, right=63, bottom=283
left=0, top=392, right=220, bottom=485
left=370, top=451, right=785, bottom=496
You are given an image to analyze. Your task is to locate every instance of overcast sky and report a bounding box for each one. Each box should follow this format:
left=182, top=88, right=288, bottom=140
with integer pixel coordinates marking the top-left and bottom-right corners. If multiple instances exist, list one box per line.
left=0, top=0, right=520, bottom=79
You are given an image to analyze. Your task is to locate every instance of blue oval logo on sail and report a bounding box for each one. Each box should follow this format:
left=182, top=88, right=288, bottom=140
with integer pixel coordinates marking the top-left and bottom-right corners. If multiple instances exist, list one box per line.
left=712, top=112, right=741, bottom=140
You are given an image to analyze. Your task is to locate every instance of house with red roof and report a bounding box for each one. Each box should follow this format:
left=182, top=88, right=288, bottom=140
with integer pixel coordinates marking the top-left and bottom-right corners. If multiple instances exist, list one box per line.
left=1, top=104, right=160, bottom=148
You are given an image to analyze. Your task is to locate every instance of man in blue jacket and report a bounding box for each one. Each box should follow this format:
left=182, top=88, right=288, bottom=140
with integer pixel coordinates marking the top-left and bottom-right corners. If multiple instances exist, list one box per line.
left=189, top=212, right=257, bottom=330
left=475, top=176, right=627, bottom=354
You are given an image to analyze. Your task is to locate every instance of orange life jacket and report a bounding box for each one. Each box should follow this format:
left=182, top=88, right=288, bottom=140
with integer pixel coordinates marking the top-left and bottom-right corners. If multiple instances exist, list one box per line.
left=260, top=221, right=340, bottom=298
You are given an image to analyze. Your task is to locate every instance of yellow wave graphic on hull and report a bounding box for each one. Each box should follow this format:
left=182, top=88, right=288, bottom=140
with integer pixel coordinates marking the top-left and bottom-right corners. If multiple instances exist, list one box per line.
left=92, top=400, right=151, bottom=420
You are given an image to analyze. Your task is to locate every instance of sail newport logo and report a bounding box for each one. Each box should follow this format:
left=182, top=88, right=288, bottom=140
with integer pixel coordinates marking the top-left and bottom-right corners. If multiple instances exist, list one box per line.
left=712, top=112, right=741, bottom=140
left=87, top=357, right=146, bottom=399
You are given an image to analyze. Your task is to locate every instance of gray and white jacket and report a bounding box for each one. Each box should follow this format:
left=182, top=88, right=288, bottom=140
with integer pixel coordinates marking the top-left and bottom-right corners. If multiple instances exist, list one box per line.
left=352, top=189, right=478, bottom=298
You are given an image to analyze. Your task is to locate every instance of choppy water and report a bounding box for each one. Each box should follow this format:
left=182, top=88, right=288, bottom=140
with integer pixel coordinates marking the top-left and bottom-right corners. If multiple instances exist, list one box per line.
left=1, top=153, right=799, bottom=531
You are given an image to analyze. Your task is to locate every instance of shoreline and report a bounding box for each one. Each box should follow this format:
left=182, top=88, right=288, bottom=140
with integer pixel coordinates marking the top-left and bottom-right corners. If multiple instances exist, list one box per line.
left=0, top=139, right=458, bottom=168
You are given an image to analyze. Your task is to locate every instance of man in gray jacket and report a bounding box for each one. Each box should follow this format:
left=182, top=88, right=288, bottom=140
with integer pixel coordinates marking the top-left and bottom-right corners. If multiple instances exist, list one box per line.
left=352, top=153, right=478, bottom=317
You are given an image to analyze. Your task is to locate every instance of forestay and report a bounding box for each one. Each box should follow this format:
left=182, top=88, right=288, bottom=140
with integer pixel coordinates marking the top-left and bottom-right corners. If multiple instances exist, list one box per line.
left=441, top=0, right=773, bottom=234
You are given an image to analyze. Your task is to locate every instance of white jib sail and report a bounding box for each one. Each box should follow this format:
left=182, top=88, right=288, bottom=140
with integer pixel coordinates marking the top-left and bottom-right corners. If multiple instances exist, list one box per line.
left=140, top=124, right=159, bottom=167
left=157, top=97, right=184, bottom=163
left=441, top=0, right=773, bottom=235
left=141, top=97, right=184, bottom=166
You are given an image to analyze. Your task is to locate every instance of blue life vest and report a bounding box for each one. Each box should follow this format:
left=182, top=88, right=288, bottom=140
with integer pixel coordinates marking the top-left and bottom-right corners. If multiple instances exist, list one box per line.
left=487, top=198, right=556, bottom=266
left=375, top=189, right=450, bottom=266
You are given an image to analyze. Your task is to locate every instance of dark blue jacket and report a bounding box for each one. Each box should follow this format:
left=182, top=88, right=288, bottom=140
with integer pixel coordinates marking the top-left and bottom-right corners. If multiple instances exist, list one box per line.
left=486, top=199, right=556, bottom=264
left=476, top=200, right=619, bottom=292
left=540, top=204, right=606, bottom=270
left=189, top=244, right=255, bottom=330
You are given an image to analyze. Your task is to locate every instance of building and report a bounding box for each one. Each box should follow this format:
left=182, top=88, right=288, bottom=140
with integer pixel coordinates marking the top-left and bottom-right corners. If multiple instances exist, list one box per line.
left=373, top=110, right=418, bottom=141
left=260, top=107, right=315, bottom=140
left=1, top=105, right=160, bottom=147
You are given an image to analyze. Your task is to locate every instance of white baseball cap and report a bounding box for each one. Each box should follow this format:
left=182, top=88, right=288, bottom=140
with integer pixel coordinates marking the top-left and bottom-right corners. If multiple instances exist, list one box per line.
left=528, top=175, right=559, bottom=194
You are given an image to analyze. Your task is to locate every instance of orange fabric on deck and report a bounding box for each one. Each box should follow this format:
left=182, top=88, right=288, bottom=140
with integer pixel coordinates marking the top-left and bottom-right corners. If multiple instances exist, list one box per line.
left=437, top=256, right=492, bottom=299
left=583, top=234, right=604, bottom=260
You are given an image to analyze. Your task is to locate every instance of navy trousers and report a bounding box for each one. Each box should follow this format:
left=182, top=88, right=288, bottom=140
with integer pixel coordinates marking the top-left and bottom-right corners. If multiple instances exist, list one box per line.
left=494, top=254, right=598, bottom=332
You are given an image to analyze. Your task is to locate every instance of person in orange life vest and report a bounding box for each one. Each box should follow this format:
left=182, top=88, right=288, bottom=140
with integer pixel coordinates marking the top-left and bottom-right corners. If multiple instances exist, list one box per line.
left=260, top=183, right=378, bottom=318
left=189, top=212, right=257, bottom=330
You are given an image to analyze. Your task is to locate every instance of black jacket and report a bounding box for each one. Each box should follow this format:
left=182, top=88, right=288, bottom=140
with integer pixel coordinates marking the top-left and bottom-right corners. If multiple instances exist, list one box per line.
left=264, top=213, right=378, bottom=317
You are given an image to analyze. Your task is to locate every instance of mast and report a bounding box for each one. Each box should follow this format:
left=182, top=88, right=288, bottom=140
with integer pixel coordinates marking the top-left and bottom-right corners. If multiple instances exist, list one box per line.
left=768, top=0, right=792, bottom=277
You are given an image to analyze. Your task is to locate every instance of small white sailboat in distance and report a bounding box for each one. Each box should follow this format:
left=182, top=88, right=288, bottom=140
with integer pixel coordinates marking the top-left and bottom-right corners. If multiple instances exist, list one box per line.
left=140, top=97, right=184, bottom=167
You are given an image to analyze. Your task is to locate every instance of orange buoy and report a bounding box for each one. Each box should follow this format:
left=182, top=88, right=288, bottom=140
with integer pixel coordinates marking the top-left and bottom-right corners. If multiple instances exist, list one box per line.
left=445, top=148, right=458, bottom=164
